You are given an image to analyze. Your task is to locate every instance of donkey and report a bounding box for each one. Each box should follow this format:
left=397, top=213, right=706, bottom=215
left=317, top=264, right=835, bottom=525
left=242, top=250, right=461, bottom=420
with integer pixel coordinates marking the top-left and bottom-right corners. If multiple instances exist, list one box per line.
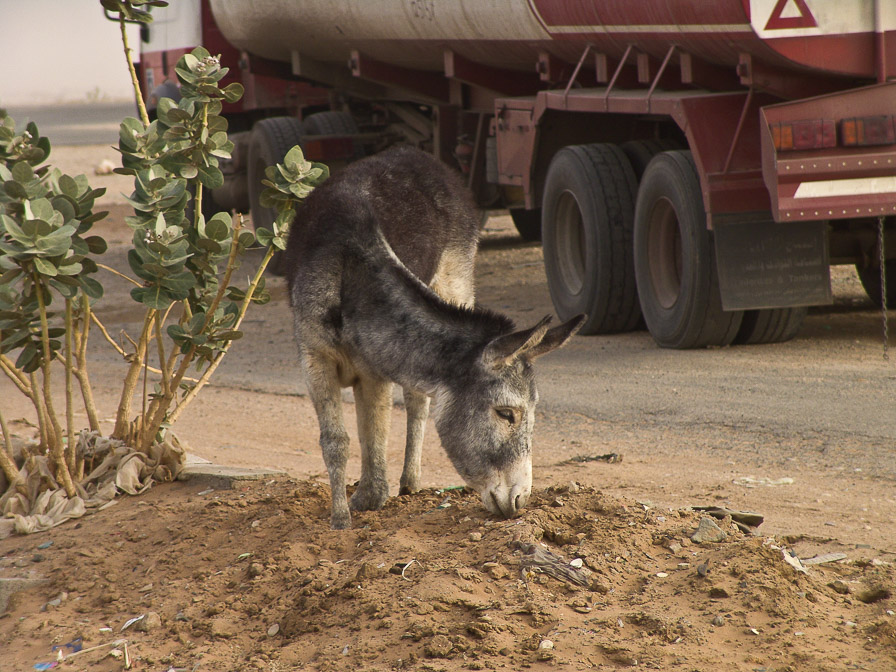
left=284, top=145, right=583, bottom=529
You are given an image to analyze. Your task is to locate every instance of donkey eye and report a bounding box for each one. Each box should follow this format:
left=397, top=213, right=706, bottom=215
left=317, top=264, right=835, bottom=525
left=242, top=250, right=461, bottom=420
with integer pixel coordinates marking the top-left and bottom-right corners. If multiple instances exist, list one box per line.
left=495, top=408, right=516, bottom=425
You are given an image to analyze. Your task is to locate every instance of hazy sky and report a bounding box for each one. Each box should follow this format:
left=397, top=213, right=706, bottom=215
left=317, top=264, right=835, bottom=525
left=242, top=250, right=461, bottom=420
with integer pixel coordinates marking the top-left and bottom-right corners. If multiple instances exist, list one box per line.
left=0, top=0, right=140, bottom=105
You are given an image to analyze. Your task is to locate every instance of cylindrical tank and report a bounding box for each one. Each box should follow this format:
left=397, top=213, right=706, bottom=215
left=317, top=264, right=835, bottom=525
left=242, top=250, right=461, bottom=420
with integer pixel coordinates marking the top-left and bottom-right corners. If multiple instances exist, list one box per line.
left=209, top=0, right=892, bottom=84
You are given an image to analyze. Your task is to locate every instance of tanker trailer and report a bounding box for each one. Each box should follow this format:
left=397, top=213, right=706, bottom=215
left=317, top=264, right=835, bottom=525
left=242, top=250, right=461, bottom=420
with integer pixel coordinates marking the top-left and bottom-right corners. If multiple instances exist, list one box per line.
left=139, top=0, right=896, bottom=348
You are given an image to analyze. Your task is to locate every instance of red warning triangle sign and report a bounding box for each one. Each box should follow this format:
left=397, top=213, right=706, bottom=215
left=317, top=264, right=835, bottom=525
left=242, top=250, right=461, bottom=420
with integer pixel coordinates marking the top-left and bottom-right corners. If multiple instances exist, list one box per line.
left=764, top=0, right=818, bottom=30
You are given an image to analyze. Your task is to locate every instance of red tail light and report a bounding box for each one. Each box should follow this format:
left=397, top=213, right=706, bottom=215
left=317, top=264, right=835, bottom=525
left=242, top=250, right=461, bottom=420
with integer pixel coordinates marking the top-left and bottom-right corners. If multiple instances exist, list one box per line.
left=770, top=119, right=836, bottom=151
left=840, top=115, right=896, bottom=147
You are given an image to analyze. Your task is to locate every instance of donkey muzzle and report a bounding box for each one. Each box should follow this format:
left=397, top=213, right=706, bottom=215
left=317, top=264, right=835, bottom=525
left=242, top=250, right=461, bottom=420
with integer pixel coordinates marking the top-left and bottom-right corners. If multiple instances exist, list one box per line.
left=480, top=458, right=532, bottom=518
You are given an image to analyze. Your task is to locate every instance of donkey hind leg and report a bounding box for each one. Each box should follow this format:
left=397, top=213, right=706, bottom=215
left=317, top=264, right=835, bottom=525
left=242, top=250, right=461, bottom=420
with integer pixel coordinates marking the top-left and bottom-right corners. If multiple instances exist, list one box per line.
left=350, top=376, right=393, bottom=512
left=399, top=387, right=430, bottom=495
left=304, top=355, right=353, bottom=529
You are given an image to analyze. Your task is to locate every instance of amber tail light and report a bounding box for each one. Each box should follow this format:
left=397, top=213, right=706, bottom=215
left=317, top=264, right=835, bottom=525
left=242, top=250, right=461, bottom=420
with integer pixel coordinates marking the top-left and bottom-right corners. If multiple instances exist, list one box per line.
left=840, top=115, right=896, bottom=147
left=770, top=119, right=836, bottom=151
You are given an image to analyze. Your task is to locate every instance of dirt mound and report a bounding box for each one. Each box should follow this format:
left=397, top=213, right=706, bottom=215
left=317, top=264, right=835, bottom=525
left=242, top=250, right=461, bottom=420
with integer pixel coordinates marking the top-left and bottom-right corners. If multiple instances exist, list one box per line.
left=1, top=478, right=893, bottom=671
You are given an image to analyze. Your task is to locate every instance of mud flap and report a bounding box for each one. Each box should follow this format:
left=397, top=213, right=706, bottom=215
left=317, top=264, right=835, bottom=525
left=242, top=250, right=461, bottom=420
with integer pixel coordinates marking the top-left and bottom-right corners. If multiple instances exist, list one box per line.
left=714, top=220, right=831, bottom=310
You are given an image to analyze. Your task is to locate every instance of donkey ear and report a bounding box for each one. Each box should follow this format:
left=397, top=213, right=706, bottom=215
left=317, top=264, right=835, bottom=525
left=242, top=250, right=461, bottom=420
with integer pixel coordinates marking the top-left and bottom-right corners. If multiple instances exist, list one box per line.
left=482, top=315, right=553, bottom=368
left=524, top=314, right=586, bottom=360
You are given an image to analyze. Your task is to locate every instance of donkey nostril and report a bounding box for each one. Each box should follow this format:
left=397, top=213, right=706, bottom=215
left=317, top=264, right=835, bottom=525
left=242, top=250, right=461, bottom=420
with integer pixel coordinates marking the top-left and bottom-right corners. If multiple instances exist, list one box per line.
left=513, top=493, right=521, bottom=512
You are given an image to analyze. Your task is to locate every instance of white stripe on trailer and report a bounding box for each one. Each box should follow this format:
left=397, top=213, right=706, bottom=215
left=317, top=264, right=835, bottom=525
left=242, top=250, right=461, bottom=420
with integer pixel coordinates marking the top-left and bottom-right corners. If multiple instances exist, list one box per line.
left=794, top=176, right=896, bottom=198
left=543, top=23, right=753, bottom=35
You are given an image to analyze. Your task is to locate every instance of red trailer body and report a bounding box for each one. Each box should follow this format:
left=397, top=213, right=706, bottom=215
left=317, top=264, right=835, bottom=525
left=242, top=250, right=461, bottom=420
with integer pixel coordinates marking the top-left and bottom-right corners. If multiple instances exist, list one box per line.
left=140, top=0, right=896, bottom=348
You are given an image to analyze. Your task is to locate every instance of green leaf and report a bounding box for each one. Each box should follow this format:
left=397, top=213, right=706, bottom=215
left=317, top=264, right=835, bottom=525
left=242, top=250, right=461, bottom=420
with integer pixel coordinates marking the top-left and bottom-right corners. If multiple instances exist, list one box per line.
left=196, top=164, right=224, bottom=189
left=167, top=107, right=193, bottom=124
left=195, top=238, right=223, bottom=253
left=222, top=82, right=244, bottom=104
left=56, top=261, right=83, bottom=276
left=283, top=146, right=308, bottom=172
left=0, top=214, right=32, bottom=244
left=11, top=161, right=35, bottom=183
left=33, top=257, right=58, bottom=277
left=35, top=226, right=76, bottom=256
left=131, top=286, right=173, bottom=310
left=161, top=269, right=196, bottom=293
left=58, top=174, right=79, bottom=199
left=16, top=343, right=41, bottom=374
left=157, top=96, right=177, bottom=120
left=4, top=180, right=28, bottom=199
left=205, top=213, right=231, bottom=241
left=217, top=330, right=243, bottom=341
left=78, top=275, right=104, bottom=299
left=51, top=194, right=78, bottom=222
left=85, top=235, right=108, bottom=255
left=0, top=268, right=22, bottom=285
left=255, top=227, right=274, bottom=247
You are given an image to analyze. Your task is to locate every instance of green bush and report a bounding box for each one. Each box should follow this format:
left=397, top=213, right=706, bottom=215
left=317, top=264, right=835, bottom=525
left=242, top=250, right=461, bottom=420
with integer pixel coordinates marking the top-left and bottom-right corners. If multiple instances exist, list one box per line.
left=0, top=1, right=327, bottom=505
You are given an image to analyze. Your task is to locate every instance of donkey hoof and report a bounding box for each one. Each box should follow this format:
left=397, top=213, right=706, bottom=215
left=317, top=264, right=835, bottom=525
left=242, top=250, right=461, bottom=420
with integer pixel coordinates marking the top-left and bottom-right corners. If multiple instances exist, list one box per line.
left=330, top=510, right=352, bottom=530
left=398, top=481, right=421, bottom=496
left=349, top=486, right=389, bottom=512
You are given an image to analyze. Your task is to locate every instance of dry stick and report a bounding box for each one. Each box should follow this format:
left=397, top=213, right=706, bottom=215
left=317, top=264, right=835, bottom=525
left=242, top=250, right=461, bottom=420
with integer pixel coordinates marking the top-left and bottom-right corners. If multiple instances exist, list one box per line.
left=0, top=354, right=33, bottom=398
left=33, top=272, right=76, bottom=497
left=138, top=344, right=194, bottom=453
left=29, top=371, right=49, bottom=449
left=112, top=310, right=156, bottom=441
left=96, top=262, right=143, bottom=288
left=0, top=407, right=25, bottom=494
left=154, top=306, right=172, bottom=398
left=63, top=299, right=77, bottom=477
left=73, top=296, right=100, bottom=432
left=119, top=14, right=149, bottom=127
left=90, top=311, right=198, bottom=383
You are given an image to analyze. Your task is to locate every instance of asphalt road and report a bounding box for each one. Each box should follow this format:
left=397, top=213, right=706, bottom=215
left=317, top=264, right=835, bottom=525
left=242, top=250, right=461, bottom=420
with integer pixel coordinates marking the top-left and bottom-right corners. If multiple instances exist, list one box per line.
left=4, top=101, right=135, bottom=145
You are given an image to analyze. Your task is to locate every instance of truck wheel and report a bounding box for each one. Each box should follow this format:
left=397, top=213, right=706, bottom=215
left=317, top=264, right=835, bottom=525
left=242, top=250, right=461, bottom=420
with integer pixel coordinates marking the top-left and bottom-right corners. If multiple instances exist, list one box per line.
left=301, top=110, right=359, bottom=135
left=620, top=139, right=683, bottom=180
left=856, top=260, right=896, bottom=308
left=509, top=208, right=542, bottom=242
left=734, top=307, right=807, bottom=344
left=634, top=151, right=743, bottom=348
left=247, top=117, right=304, bottom=274
left=542, top=144, right=640, bottom=334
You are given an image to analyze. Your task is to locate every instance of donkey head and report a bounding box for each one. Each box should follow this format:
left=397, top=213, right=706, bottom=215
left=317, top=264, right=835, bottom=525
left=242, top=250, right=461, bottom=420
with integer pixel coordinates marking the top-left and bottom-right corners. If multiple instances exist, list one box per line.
left=433, top=314, right=584, bottom=519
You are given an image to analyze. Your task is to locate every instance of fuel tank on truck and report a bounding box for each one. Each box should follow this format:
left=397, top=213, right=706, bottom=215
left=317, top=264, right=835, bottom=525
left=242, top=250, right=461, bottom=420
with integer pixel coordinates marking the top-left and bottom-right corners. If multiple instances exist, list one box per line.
left=208, top=0, right=895, bottom=88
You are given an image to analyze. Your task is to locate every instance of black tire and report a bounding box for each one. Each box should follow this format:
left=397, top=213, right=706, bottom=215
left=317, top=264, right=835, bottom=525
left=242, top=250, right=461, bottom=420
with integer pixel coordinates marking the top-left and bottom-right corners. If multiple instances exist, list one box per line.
left=542, top=144, right=640, bottom=334
left=633, top=150, right=743, bottom=348
left=301, top=110, right=359, bottom=136
left=247, top=117, right=304, bottom=275
left=509, top=208, right=542, bottom=241
left=856, top=259, right=896, bottom=308
left=620, top=139, right=684, bottom=180
left=734, top=307, right=807, bottom=345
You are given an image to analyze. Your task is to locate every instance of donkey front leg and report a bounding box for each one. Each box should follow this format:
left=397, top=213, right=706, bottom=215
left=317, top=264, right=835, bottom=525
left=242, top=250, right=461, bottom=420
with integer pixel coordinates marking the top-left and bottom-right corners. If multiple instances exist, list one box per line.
left=304, top=354, right=353, bottom=529
left=399, top=387, right=430, bottom=495
left=350, top=376, right=393, bottom=512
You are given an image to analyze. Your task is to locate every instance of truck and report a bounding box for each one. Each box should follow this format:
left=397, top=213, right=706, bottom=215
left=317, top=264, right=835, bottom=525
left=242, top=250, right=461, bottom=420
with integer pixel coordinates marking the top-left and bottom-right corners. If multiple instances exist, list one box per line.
left=137, top=0, right=896, bottom=349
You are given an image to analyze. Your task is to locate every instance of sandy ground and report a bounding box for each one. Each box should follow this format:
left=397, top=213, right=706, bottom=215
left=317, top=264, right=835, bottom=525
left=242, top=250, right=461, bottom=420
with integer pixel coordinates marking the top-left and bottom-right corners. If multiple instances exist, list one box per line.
left=1, top=144, right=895, bottom=670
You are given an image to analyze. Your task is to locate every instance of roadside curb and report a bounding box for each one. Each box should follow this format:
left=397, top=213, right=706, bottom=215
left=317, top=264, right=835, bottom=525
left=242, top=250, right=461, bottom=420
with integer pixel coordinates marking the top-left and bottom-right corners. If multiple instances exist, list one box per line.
left=0, top=577, right=50, bottom=614
left=177, top=458, right=287, bottom=490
